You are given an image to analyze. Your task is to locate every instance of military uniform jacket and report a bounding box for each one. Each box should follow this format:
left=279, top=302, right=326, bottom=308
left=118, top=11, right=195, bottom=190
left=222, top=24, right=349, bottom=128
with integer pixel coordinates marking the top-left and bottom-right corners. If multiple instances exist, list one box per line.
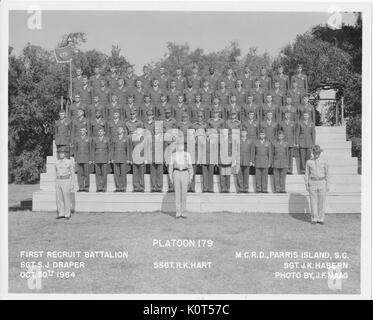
left=240, top=73, right=254, bottom=91
left=148, top=87, right=164, bottom=104
left=92, top=136, right=110, bottom=163
left=273, top=74, right=289, bottom=91
left=139, top=103, right=156, bottom=121
left=240, top=139, right=252, bottom=166
left=189, top=75, right=201, bottom=90
left=172, top=103, right=189, bottom=123
left=158, top=74, right=169, bottom=90
left=107, top=119, right=126, bottom=138
left=280, top=105, right=298, bottom=122
left=242, top=120, right=258, bottom=139
left=106, top=102, right=123, bottom=120
left=261, top=120, right=278, bottom=141
left=242, top=103, right=260, bottom=121
left=207, top=104, right=224, bottom=120
left=88, top=103, right=106, bottom=121
left=190, top=103, right=208, bottom=122
left=225, top=104, right=242, bottom=121
left=54, top=119, right=71, bottom=145
left=106, top=73, right=118, bottom=90
left=72, top=76, right=84, bottom=95
left=223, top=75, right=236, bottom=90
left=140, top=74, right=152, bottom=90
left=183, top=88, right=198, bottom=105
left=258, top=75, right=272, bottom=91
left=250, top=88, right=265, bottom=106
left=226, top=119, right=241, bottom=132
left=90, top=118, right=107, bottom=138
left=278, top=120, right=296, bottom=145
left=270, top=88, right=285, bottom=107
left=287, top=88, right=303, bottom=105
left=207, top=118, right=225, bottom=131
left=297, top=121, right=315, bottom=148
left=72, top=117, right=90, bottom=138
left=298, top=104, right=315, bottom=123
left=74, top=135, right=92, bottom=163
left=272, top=140, right=289, bottom=168
left=214, top=88, right=231, bottom=105
left=110, top=134, right=130, bottom=163
left=206, top=74, right=219, bottom=90
left=167, top=88, right=181, bottom=105
left=132, top=87, right=146, bottom=105
left=175, top=75, right=186, bottom=91
left=89, top=74, right=102, bottom=92
left=231, top=87, right=247, bottom=105
left=199, top=87, right=213, bottom=105
left=69, top=102, right=87, bottom=119
left=78, top=85, right=93, bottom=105
left=112, top=86, right=128, bottom=106
left=262, top=103, right=279, bottom=122
left=124, top=73, right=137, bottom=89
left=163, top=117, right=178, bottom=132
left=95, top=86, right=111, bottom=105
left=123, top=104, right=140, bottom=120
left=155, top=102, right=171, bottom=120
left=291, top=73, right=308, bottom=93
left=252, top=139, right=271, bottom=168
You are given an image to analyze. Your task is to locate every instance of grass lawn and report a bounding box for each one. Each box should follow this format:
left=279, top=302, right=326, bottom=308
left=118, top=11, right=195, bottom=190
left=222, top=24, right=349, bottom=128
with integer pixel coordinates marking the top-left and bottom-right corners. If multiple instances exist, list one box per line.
left=8, top=184, right=361, bottom=294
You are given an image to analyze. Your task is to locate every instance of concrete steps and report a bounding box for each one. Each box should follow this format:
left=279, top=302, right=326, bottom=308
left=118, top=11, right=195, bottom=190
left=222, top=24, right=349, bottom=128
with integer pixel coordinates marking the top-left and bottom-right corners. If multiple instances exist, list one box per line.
left=39, top=173, right=361, bottom=193
left=33, top=125, right=361, bottom=213
left=32, top=191, right=360, bottom=214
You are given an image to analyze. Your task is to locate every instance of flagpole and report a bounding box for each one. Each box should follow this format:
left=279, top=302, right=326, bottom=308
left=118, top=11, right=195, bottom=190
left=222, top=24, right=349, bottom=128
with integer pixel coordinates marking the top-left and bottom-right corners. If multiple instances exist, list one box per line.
left=60, top=96, right=63, bottom=111
left=69, top=59, right=73, bottom=100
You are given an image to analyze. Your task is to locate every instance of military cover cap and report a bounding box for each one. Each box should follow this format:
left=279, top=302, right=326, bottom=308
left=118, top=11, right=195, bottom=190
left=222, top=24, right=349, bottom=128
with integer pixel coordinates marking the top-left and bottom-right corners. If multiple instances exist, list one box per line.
left=312, top=145, right=323, bottom=154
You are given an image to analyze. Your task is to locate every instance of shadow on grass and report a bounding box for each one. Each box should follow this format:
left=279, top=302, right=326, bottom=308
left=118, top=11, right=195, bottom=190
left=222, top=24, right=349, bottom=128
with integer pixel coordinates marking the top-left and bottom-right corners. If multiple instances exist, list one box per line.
left=161, top=192, right=177, bottom=218
left=9, top=199, right=32, bottom=211
left=288, top=192, right=311, bottom=223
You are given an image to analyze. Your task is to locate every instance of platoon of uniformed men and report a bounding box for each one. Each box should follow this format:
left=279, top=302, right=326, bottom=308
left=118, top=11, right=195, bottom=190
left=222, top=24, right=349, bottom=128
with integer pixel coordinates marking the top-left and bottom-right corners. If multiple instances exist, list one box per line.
left=54, top=63, right=316, bottom=194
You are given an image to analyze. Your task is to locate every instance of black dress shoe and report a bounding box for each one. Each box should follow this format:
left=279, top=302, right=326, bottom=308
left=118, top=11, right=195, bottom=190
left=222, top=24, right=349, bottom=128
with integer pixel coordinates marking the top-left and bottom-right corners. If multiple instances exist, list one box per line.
left=311, top=221, right=317, bottom=225
left=318, top=221, right=325, bottom=225
left=77, top=189, right=83, bottom=192
left=114, top=189, right=119, bottom=192
left=84, top=189, right=89, bottom=192
left=56, top=216, right=65, bottom=220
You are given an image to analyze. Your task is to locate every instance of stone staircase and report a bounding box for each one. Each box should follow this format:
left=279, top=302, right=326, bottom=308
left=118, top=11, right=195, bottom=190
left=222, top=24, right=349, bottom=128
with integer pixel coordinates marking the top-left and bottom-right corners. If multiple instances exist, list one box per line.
left=32, top=126, right=361, bottom=213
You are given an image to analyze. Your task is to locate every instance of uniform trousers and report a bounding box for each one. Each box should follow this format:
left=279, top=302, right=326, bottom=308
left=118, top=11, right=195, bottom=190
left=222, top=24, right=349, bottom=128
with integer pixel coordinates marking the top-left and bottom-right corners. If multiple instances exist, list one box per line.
left=219, top=165, right=231, bottom=192
left=202, top=165, right=214, bottom=192
left=255, top=167, right=268, bottom=192
left=188, top=165, right=197, bottom=192
left=150, top=163, right=163, bottom=191
left=236, top=165, right=250, bottom=192
left=309, top=180, right=327, bottom=222
left=95, top=163, right=107, bottom=191
left=273, top=167, right=287, bottom=192
left=173, top=170, right=189, bottom=216
left=113, top=162, right=127, bottom=191
left=299, top=148, right=311, bottom=173
left=76, top=163, right=90, bottom=191
left=287, top=147, right=294, bottom=174
left=55, top=178, right=71, bottom=217
left=133, top=164, right=145, bottom=191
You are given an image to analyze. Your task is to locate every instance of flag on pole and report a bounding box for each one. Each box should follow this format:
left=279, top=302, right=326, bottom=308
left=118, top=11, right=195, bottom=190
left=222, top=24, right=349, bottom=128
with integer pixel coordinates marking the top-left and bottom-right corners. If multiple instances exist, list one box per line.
left=54, top=45, right=73, bottom=63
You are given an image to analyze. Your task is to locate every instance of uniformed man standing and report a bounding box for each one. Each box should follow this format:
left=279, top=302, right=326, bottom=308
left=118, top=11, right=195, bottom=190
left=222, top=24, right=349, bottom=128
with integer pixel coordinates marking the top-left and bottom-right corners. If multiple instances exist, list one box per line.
left=173, top=93, right=189, bottom=123
left=174, top=66, right=186, bottom=91
left=279, top=111, right=296, bottom=174
left=184, top=79, right=198, bottom=106
left=193, top=111, right=209, bottom=192
left=206, top=66, right=219, bottom=91
left=72, top=67, right=84, bottom=96
left=126, top=110, right=145, bottom=192
left=305, top=145, right=329, bottom=225
left=89, top=66, right=102, bottom=93
left=106, top=66, right=119, bottom=90
left=167, top=79, right=181, bottom=106
left=240, top=65, right=254, bottom=91
left=110, top=126, right=131, bottom=192
left=298, top=95, right=316, bottom=123
left=272, top=65, right=289, bottom=91
left=296, top=111, right=315, bottom=174
left=252, top=129, right=271, bottom=193
left=235, top=130, right=252, bottom=193
left=280, top=96, right=298, bottom=123
left=199, top=79, right=214, bottom=106
left=272, top=131, right=289, bottom=193
left=69, top=94, right=86, bottom=120
left=291, top=64, right=308, bottom=94
left=258, top=66, right=271, bottom=91
left=92, top=127, right=110, bottom=192
left=87, top=95, right=105, bottom=121
left=190, top=93, right=208, bottom=122
left=96, top=78, right=111, bottom=105
left=55, top=148, right=75, bottom=220
left=73, top=127, right=92, bottom=192
left=54, top=110, right=71, bottom=157
left=144, top=110, right=163, bottom=192
left=78, top=75, right=93, bottom=106
left=71, top=108, right=90, bottom=140
left=242, top=110, right=259, bottom=141
left=163, top=108, right=178, bottom=192
left=261, top=111, right=277, bottom=143
left=177, top=112, right=195, bottom=192
left=107, top=110, right=126, bottom=139
left=242, top=94, right=260, bottom=123
left=168, top=135, right=194, bottom=219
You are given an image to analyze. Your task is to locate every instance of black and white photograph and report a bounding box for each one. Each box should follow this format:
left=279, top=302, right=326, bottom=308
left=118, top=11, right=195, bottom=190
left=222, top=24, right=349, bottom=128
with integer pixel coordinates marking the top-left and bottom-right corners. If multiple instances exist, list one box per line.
left=1, top=0, right=372, bottom=300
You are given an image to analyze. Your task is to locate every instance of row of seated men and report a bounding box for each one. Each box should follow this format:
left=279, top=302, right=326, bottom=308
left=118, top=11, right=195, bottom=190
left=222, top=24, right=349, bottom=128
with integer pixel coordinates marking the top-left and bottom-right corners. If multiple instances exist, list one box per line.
left=55, top=104, right=316, bottom=193
left=72, top=64, right=309, bottom=108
